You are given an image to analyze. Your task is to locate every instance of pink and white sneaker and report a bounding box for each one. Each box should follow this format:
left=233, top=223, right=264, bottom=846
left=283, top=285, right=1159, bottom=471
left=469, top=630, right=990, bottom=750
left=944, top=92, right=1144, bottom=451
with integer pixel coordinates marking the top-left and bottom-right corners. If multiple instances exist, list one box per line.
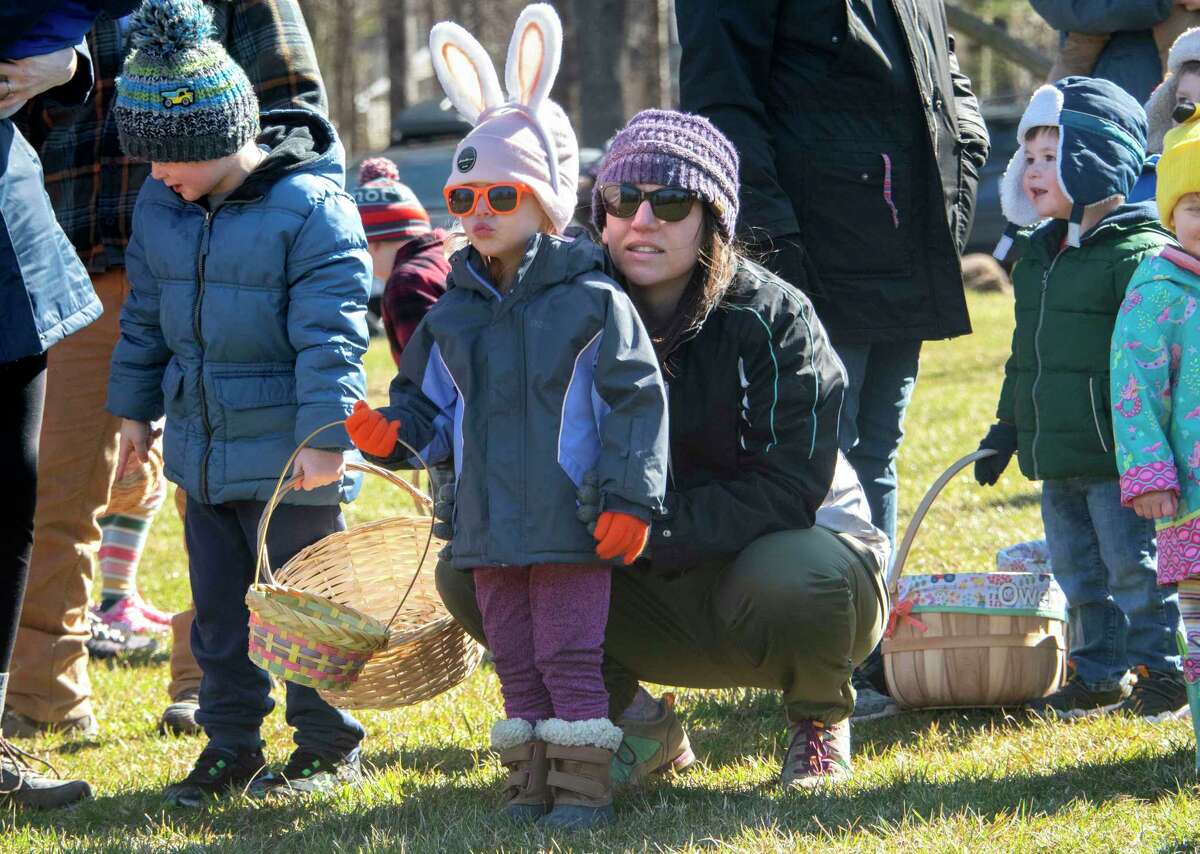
left=94, top=596, right=171, bottom=635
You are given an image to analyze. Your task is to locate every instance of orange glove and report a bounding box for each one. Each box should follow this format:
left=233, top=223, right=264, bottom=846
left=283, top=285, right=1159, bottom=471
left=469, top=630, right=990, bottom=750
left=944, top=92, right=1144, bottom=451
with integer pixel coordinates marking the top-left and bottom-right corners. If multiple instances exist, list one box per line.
left=593, top=511, right=650, bottom=565
left=345, top=399, right=401, bottom=457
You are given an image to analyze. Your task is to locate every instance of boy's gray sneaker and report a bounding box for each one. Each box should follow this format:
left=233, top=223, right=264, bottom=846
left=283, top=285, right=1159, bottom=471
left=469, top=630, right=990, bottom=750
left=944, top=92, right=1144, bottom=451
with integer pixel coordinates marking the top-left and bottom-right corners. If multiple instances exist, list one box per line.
left=252, top=747, right=362, bottom=797
left=850, top=676, right=900, bottom=722
left=2, top=708, right=98, bottom=741
left=0, top=737, right=92, bottom=809
left=1118, top=666, right=1190, bottom=722
left=1025, top=673, right=1131, bottom=720
left=159, top=688, right=201, bottom=736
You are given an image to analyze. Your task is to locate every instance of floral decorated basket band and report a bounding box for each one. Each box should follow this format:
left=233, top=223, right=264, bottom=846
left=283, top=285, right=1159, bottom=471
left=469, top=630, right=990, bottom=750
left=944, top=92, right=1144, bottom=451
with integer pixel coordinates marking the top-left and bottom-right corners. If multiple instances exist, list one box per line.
left=894, top=570, right=1068, bottom=623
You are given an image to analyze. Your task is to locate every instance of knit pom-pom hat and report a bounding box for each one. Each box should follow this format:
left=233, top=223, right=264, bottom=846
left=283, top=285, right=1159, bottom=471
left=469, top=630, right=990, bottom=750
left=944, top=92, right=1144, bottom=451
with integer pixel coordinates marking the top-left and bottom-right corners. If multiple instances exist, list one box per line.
left=592, top=109, right=740, bottom=241
left=114, top=0, right=260, bottom=162
left=1157, top=101, right=1200, bottom=229
left=1145, top=27, right=1200, bottom=154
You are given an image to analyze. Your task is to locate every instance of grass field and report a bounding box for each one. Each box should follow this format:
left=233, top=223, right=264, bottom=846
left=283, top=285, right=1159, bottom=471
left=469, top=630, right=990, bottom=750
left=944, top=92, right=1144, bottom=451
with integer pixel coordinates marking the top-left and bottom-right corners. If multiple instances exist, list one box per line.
left=5, top=290, right=1200, bottom=852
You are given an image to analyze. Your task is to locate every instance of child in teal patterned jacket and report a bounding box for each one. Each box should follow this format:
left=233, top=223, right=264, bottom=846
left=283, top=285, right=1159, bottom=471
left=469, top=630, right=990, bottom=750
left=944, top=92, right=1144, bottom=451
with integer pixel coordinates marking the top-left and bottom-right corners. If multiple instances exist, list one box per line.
left=1112, top=102, right=1200, bottom=766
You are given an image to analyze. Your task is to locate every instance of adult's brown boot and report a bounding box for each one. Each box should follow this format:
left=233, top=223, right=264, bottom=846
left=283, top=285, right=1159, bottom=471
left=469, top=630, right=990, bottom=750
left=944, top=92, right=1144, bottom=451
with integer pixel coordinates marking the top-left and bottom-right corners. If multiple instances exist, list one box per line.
left=537, top=718, right=622, bottom=831
left=490, top=719, right=551, bottom=821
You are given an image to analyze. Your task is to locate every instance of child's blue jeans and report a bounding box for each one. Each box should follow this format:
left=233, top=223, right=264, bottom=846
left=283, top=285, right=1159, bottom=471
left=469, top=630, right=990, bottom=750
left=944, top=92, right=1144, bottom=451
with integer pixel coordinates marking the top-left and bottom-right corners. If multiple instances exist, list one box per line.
left=1041, top=476, right=1182, bottom=690
left=185, top=497, right=364, bottom=757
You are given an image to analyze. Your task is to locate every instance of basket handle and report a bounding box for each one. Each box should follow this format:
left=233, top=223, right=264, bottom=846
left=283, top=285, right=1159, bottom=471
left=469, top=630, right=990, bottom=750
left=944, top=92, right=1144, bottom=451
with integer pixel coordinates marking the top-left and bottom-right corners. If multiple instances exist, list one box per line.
left=253, top=418, right=437, bottom=634
left=886, top=448, right=997, bottom=596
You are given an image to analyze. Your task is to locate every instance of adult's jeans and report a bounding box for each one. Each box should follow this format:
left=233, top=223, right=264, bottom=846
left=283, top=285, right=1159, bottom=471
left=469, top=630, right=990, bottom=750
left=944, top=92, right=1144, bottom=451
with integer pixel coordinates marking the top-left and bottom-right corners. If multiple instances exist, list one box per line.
left=837, top=340, right=920, bottom=692
left=0, top=353, right=47, bottom=675
left=185, top=497, right=364, bottom=756
left=439, top=527, right=888, bottom=725
left=835, top=340, right=922, bottom=548
left=1041, top=476, right=1182, bottom=689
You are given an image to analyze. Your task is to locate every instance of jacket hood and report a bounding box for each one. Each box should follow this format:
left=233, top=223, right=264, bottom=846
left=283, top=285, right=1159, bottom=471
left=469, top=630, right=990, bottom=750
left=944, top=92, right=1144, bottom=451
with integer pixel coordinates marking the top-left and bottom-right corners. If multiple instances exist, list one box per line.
left=230, top=108, right=346, bottom=201
left=448, top=231, right=608, bottom=300
left=1145, top=245, right=1200, bottom=293
left=1145, top=27, right=1200, bottom=154
left=997, top=77, right=1148, bottom=255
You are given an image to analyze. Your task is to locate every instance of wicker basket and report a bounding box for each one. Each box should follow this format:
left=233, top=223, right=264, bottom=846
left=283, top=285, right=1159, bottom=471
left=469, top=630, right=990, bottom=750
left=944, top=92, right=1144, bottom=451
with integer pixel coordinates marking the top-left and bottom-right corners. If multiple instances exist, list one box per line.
left=881, top=450, right=1069, bottom=709
left=247, top=424, right=482, bottom=709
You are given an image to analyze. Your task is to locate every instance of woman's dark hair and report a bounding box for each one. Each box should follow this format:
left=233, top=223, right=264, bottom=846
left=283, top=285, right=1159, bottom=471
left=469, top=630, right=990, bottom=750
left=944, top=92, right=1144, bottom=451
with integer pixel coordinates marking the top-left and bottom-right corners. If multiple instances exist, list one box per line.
left=647, top=205, right=740, bottom=375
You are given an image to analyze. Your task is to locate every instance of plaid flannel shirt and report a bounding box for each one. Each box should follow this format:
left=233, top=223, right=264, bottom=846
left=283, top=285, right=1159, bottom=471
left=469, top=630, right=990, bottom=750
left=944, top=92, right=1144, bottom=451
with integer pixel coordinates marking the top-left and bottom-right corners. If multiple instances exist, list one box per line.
left=22, top=0, right=327, bottom=273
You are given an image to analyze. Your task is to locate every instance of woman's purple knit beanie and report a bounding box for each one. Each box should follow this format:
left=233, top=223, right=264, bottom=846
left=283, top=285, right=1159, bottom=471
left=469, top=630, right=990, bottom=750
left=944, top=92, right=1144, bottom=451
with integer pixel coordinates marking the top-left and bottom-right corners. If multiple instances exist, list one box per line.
left=592, top=109, right=740, bottom=240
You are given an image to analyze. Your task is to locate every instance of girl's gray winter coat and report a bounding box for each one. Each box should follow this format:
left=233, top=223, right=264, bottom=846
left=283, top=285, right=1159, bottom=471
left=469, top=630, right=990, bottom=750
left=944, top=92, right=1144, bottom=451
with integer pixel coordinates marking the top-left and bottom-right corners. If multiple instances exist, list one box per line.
left=372, top=234, right=668, bottom=570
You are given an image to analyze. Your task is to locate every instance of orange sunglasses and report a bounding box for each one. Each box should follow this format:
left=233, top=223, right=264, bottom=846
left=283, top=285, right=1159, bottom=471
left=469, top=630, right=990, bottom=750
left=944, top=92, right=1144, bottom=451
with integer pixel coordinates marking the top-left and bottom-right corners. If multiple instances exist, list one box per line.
left=443, top=182, right=534, bottom=217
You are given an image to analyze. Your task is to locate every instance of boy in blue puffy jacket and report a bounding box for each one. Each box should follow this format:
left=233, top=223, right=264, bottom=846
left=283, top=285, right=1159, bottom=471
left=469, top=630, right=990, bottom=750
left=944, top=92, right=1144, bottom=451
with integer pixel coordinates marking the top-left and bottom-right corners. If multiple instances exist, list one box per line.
left=104, top=0, right=370, bottom=807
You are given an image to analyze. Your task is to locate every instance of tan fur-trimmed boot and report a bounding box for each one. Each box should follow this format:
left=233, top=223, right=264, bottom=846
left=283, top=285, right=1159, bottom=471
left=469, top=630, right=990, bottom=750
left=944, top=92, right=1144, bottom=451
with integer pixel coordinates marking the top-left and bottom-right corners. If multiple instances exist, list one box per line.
left=536, top=717, right=622, bottom=830
left=490, top=719, right=551, bottom=821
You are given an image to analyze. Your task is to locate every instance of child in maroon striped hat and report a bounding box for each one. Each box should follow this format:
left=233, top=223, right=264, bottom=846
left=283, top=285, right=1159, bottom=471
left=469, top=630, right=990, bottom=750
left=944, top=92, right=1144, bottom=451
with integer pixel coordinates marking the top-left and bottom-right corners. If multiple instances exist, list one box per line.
left=353, top=157, right=451, bottom=365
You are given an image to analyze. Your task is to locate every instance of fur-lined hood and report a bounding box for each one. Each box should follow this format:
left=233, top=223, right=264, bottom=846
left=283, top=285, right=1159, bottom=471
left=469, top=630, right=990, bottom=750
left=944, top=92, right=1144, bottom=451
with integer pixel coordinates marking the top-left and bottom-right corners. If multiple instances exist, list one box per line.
left=1145, top=27, right=1200, bottom=154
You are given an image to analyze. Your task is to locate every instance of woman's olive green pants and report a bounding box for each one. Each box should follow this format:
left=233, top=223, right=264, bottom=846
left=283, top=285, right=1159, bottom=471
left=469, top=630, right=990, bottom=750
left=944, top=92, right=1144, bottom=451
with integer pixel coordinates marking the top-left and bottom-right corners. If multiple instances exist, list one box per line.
left=436, top=526, right=887, bottom=724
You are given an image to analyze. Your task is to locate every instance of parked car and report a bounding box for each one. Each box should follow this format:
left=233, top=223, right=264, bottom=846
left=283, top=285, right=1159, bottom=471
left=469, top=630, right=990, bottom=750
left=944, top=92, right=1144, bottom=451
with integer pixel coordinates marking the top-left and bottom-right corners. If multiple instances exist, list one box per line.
left=348, top=98, right=473, bottom=229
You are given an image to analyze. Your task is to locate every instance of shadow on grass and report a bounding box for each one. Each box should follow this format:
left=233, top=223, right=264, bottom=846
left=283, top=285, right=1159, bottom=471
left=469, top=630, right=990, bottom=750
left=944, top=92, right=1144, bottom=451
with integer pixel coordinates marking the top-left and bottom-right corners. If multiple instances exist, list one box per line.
left=363, top=743, right=482, bottom=777
left=11, top=743, right=1197, bottom=851
left=987, top=491, right=1041, bottom=510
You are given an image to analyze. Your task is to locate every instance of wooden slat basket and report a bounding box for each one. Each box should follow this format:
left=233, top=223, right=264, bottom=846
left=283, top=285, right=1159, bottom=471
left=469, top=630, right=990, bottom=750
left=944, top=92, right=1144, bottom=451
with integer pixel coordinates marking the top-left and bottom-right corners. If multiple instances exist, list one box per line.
left=882, top=450, right=1069, bottom=710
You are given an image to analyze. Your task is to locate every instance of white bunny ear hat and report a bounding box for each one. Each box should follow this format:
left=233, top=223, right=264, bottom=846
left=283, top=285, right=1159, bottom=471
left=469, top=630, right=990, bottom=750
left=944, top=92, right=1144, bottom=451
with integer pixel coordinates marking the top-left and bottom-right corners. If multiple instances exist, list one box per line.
left=430, top=3, right=579, bottom=232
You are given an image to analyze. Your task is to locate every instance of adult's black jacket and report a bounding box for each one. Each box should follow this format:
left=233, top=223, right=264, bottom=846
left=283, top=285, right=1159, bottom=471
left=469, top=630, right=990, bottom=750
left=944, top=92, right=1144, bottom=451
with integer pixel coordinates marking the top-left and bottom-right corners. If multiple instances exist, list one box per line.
left=678, top=0, right=990, bottom=344
left=644, top=259, right=846, bottom=575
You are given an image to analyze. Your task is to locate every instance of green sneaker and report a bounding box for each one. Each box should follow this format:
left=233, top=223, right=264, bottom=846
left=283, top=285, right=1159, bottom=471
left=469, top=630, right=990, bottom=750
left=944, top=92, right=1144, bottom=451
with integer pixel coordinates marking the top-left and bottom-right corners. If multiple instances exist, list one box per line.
left=252, top=747, right=362, bottom=797
left=164, top=745, right=267, bottom=808
left=610, top=693, right=695, bottom=788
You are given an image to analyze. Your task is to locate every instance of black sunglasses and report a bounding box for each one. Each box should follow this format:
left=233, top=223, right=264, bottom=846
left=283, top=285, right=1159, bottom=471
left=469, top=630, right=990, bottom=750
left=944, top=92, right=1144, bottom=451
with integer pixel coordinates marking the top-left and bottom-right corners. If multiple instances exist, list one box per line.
left=599, top=183, right=697, bottom=222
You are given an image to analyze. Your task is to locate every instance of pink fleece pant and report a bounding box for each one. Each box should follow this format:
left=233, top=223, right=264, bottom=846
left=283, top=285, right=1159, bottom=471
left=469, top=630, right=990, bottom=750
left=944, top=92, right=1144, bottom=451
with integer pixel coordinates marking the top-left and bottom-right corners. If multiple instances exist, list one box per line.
left=473, top=563, right=610, bottom=723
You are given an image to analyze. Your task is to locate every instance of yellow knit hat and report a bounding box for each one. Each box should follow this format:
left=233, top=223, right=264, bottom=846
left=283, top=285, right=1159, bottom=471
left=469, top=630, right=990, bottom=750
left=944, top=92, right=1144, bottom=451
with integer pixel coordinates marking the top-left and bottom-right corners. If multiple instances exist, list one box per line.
left=1158, top=102, right=1200, bottom=228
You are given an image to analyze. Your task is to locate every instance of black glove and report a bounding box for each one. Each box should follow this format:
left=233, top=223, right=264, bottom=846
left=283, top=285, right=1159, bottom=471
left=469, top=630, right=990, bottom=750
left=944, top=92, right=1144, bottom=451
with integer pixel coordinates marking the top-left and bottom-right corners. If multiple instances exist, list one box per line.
left=576, top=470, right=601, bottom=535
left=974, top=422, right=1018, bottom=486
left=431, top=477, right=455, bottom=541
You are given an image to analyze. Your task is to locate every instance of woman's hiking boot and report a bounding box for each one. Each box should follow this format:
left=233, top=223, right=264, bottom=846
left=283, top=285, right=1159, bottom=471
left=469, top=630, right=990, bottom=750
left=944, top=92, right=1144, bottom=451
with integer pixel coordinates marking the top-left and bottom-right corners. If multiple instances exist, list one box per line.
left=611, top=692, right=695, bottom=787
left=537, top=718, right=622, bottom=830
left=1116, top=666, right=1190, bottom=722
left=251, top=746, right=362, bottom=797
left=781, top=718, right=851, bottom=788
left=490, top=719, right=551, bottom=821
left=0, top=736, right=92, bottom=809
left=163, top=744, right=267, bottom=807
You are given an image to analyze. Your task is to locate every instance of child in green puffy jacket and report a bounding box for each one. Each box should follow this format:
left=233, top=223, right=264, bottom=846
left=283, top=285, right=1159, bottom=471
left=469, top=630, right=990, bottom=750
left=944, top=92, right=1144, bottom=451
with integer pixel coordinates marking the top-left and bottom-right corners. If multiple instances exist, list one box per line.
left=1111, top=102, right=1200, bottom=768
left=976, top=77, right=1186, bottom=721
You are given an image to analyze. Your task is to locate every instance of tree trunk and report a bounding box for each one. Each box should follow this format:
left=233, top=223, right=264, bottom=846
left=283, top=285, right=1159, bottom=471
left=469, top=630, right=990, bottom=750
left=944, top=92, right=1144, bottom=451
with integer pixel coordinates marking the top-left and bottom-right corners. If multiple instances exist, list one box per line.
left=572, top=0, right=625, bottom=147
left=333, top=0, right=358, bottom=153
left=385, top=0, right=411, bottom=124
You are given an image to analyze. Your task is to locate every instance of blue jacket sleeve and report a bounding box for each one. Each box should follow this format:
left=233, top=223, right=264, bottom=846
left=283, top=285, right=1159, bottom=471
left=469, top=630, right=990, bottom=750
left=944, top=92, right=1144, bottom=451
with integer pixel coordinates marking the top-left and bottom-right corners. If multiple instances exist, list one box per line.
left=1030, top=0, right=1172, bottom=34
left=106, top=214, right=169, bottom=422
left=591, top=286, right=669, bottom=521
left=284, top=192, right=370, bottom=450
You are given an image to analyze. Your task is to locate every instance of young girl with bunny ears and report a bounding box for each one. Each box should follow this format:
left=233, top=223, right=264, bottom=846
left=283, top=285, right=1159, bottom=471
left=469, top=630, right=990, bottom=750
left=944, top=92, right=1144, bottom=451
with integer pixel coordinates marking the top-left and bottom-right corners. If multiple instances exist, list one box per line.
left=344, top=4, right=668, bottom=829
